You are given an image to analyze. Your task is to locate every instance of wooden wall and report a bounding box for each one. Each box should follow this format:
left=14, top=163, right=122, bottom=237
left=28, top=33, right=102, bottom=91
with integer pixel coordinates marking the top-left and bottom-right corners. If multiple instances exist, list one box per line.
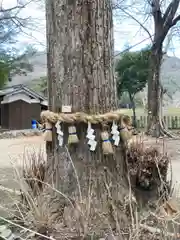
left=1, top=100, right=41, bottom=130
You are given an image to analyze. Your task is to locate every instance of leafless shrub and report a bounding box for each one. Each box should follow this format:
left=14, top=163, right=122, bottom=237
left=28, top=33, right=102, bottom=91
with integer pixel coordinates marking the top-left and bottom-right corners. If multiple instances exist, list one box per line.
left=22, top=150, right=46, bottom=196
left=3, top=139, right=180, bottom=240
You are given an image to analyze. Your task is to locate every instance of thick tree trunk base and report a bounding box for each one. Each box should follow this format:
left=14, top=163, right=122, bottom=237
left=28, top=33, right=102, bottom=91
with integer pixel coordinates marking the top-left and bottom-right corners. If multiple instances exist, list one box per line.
left=44, top=127, right=133, bottom=232
left=20, top=134, right=170, bottom=239
left=147, top=118, right=174, bottom=138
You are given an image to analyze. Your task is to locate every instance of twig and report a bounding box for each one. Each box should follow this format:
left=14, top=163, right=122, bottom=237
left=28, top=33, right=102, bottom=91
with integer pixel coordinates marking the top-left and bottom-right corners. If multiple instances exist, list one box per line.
left=125, top=155, right=135, bottom=228
left=140, top=223, right=176, bottom=237
left=65, top=145, right=82, bottom=203
left=21, top=177, right=74, bottom=209
left=0, top=185, right=21, bottom=195
left=0, top=216, right=56, bottom=240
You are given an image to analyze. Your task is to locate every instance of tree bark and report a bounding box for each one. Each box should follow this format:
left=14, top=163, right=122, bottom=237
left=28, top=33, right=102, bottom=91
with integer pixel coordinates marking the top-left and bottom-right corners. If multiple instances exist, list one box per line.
left=46, top=0, right=116, bottom=114
left=129, top=93, right=136, bottom=128
left=147, top=46, right=162, bottom=137
left=147, top=44, right=173, bottom=137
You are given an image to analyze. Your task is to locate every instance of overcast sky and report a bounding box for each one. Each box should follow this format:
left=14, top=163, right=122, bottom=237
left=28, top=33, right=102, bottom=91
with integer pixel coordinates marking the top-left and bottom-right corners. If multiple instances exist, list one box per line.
left=3, top=0, right=180, bottom=57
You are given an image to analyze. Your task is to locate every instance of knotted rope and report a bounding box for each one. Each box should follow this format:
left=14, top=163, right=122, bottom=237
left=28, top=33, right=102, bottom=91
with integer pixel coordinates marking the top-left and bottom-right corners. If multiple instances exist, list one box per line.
left=40, top=110, right=131, bottom=125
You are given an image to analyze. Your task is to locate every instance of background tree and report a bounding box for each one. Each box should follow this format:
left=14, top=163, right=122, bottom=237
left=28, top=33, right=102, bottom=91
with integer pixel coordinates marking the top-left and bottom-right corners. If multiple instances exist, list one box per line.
left=114, top=0, right=180, bottom=136
left=0, top=58, right=9, bottom=88
left=116, top=49, right=150, bottom=126
left=38, top=76, right=47, bottom=97
left=0, top=1, right=39, bottom=87
left=147, top=0, right=180, bottom=136
left=29, top=76, right=48, bottom=96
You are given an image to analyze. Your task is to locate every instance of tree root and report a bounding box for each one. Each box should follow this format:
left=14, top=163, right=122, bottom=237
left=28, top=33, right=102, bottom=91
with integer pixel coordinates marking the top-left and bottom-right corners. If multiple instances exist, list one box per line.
left=159, top=118, right=176, bottom=138
left=147, top=117, right=176, bottom=138
left=159, top=125, right=174, bottom=138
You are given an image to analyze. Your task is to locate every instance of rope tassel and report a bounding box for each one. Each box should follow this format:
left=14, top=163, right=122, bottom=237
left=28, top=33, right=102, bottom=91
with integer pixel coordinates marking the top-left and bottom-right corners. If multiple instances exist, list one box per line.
left=119, top=121, right=132, bottom=142
left=86, top=122, right=97, bottom=151
left=43, top=122, right=52, bottom=142
left=68, top=126, right=79, bottom=144
left=55, top=121, right=64, bottom=146
left=101, top=131, right=114, bottom=155
left=111, top=121, right=120, bottom=146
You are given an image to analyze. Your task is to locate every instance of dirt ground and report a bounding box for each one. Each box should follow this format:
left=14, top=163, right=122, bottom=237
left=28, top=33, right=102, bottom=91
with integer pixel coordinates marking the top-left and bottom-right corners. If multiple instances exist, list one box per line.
left=0, top=136, right=46, bottom=167
left=0, top=136, right=46, bottom=188
left=0, top=135, right=180, bottom=217
left=0, top=136, right=46, bottom=217
left=0, top=135, right=180, bottom=187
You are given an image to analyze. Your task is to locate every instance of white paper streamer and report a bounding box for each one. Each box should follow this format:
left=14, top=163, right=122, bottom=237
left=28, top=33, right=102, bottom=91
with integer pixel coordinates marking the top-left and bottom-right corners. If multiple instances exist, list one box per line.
left=86, top=122, right=97, bottom=151
left=55, top=120, right=64, bottom=146
left=111, top=121, right=120, bottom=146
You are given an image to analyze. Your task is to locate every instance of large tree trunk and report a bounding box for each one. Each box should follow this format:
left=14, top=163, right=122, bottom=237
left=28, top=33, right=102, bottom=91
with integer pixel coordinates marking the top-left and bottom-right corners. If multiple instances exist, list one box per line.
left=45, top=0, right=133, bottom=232
left=46, top=0, right=116, bottom=114
left=147, top=46, right=163, bottom=137
left=42, top=2, right=171, bottom=236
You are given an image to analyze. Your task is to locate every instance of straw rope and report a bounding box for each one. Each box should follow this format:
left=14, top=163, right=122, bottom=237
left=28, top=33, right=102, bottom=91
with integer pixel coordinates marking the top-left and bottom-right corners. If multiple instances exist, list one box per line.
left=40, top=110, right=131, bottom=125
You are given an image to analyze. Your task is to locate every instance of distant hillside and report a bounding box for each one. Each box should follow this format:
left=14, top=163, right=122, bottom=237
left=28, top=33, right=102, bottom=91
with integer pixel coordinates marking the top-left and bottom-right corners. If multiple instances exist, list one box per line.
left=8, top=51, right=180, bottom=106
left=161, top=55, right=180, bottom=93
left=8, top=51, right=121, bottom=88
left=8, top=52, right=47, bottom=87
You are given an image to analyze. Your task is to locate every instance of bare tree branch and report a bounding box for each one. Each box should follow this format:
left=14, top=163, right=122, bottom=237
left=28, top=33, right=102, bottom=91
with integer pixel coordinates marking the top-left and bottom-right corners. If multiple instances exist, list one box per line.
left=163, top=0, right=180, bottom=28
left=0, top=5, right=24, bottom=13
left=118, top=7, right=153, bottom=42
left=0, top=0, right=45, bottom=47
left=151, top=0, right=163, bottom=25
left=163, top=1, right=174, bottom=22
left=171, top=14, right=180, bottom=26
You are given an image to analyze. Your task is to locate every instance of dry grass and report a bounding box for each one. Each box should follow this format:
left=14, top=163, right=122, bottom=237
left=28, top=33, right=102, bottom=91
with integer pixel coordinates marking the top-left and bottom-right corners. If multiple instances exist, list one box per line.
left=1, top=140, right=180, bottom=240
left=22, top=150, right=46, bottom=196
left=126, top=141, right=170, bottom=206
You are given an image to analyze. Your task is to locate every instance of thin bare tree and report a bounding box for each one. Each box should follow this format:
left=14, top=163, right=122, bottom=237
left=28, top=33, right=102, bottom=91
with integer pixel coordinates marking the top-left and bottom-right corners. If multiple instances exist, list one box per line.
left=146, top=0, right=180, bottom=136
left=115, top=0, right=180, bottom=136
left=0, top=0, right=44, bottom=81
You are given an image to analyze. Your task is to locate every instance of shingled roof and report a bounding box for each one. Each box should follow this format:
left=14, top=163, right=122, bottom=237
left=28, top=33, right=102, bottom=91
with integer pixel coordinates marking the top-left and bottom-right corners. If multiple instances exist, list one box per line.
left=0, top=84, right=47, bottom=105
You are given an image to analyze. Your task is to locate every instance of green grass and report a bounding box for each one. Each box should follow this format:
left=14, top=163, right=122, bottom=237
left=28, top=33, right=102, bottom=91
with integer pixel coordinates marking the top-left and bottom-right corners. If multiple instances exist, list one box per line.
left=120, top=107, right=180, bottom=117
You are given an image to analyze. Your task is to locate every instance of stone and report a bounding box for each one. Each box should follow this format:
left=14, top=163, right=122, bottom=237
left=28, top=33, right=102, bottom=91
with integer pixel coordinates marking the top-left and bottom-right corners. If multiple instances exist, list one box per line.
left=0, top=129, right=43, bottom=139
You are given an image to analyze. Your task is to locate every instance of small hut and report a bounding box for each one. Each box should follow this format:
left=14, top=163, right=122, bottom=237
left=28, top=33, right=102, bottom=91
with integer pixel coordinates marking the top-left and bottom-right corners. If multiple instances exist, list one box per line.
left=0, top=84, right=47, bottom=130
